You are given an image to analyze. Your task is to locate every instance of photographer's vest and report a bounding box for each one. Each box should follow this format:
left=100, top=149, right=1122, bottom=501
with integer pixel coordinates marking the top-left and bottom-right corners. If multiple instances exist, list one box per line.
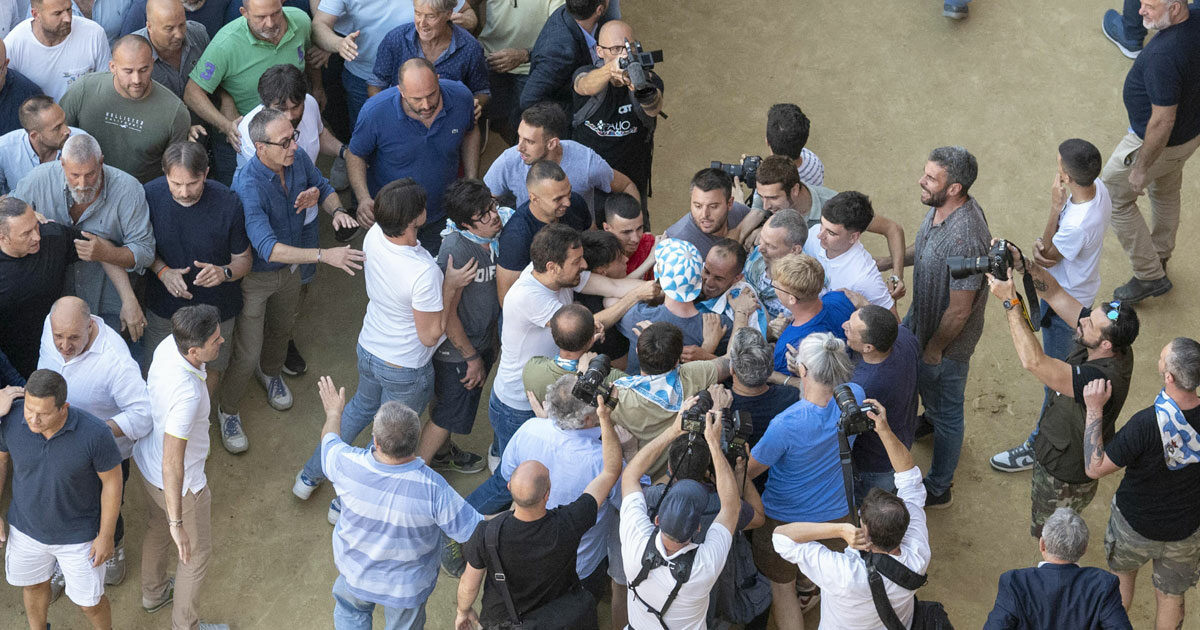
left=1033, top=345, right=1134, bottom=484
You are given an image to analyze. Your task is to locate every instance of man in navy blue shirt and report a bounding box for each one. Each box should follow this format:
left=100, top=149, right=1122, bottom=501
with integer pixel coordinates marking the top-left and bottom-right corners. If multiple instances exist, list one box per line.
left=347, top=57, right=480, bottom=254
left=1104, top=0, right=1200, bottom=303
left=119, top=0, right=234, bottom=41
left=216, top=108, right=361, bottom=454
left=0, top=369, right=123, bottom=630
left=520, top=0, right=608, bottom=114
left=0, top=40, right=43, bottom=136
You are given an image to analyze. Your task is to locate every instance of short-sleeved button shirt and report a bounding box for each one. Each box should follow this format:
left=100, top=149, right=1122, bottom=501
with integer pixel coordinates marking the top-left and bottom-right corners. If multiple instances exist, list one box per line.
left=0, top=402, right=122, bottom=544
left=370, top=22, right=489, bottom=95
left=188, top=6, right=311, bottom=115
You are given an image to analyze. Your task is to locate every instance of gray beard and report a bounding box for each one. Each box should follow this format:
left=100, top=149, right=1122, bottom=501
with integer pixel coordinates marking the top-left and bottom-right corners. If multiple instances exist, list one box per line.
left=70, top=187, right=100, bottom=206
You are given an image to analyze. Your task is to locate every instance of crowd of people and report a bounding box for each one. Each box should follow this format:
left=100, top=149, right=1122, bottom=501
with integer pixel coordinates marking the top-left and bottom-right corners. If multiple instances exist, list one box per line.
left=0, top=0, right=1197, bottom=628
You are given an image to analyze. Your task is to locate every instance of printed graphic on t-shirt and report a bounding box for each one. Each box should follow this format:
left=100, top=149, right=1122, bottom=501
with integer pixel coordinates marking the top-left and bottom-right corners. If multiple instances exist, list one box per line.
left=103, top=112, right=145, bottom=133
left=584, top=116, right=639, bottom=138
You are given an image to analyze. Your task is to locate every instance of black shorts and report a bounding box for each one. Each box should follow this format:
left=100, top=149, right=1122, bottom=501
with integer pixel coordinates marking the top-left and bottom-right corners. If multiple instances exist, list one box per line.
left=430, top=349, right=495, bottom=434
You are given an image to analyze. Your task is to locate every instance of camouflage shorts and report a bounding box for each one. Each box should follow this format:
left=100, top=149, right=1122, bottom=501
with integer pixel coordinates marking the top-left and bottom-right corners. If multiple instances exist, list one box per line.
left=1030, top=461, right=1097, bottom=538
left=1105, top=498, right=1200, bottom=596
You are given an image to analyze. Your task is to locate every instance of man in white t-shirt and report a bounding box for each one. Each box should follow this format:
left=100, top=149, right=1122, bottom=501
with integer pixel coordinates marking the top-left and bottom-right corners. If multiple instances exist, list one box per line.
left=134, top=304, right=229, bottom=630
left=293, top=178, right=476, bottom=522
left=490, top=222, right=657, bottom=462
left=3, top=0, right=111, bottom=101
left=991, top=139, right=1111, bottom=473
left=804, top=190, right=898, bottom=317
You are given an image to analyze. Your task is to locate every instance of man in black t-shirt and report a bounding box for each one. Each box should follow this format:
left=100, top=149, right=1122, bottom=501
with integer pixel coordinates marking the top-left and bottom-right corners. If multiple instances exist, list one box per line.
left=455, top=388, right=623, bottom=630
left=989, top=265, right=1139, bottom=537
left=1082, top=337, right=1200, bottom=630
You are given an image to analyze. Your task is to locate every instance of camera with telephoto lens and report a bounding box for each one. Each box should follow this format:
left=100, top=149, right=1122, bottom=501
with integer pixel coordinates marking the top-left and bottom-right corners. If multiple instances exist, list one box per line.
left=680, top=390, right=755, bottom=465
left=833, top=384, right=876, bottom=436
left=620, top=39, right=663, bottom=102
left=947, top=239, right=1014, bottom=282
left=572, top=354, right=617, bottom=409
left=710, top=155, right=762, bottom=190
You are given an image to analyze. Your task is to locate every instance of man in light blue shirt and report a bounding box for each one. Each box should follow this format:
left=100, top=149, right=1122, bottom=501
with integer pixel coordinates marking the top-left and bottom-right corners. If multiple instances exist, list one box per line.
left=0, top=95, right=83, bottom=195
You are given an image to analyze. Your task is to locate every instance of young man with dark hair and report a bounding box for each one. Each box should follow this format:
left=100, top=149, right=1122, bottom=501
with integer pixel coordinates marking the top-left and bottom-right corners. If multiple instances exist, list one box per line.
left=520, top=0, right=609, bottom=113
left=766, top=102, right=825, bottom=187
left=603, top=192, right=656, bottom=279
left=805, top=191, right=897, bottom=314
left=663, top=167, right=751, bottom=259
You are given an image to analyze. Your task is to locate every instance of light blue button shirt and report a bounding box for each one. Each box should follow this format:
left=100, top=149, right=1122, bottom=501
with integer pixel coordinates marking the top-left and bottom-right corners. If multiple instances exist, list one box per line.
left=0, top=126, right=87, bottom=195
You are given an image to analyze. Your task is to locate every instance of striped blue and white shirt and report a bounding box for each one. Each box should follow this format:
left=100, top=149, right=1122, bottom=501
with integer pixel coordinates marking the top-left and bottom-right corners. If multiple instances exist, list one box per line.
left=322, top=433, right=482, bottom=609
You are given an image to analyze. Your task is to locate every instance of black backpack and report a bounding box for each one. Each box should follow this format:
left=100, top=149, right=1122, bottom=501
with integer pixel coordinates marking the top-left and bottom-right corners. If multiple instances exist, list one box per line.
left=628, top=527, right=697, bottom=630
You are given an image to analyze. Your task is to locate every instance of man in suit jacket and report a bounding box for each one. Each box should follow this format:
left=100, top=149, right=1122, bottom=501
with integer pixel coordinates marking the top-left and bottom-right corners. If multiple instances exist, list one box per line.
left=519, top=0, right=608, bottom=114
left=985, top=507, right=1132, bottom=629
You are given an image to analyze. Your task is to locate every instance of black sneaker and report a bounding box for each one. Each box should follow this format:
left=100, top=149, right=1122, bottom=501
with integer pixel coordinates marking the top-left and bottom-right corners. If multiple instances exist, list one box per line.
left=1113, top=275, right=1172, bottom=303
left=440, top=532, right=466, bottom=578
left=282, top=340, right=307, bottom=376
left=430, top=441, right=485, bottom=474
left=924, top=481, right=953, bottom=509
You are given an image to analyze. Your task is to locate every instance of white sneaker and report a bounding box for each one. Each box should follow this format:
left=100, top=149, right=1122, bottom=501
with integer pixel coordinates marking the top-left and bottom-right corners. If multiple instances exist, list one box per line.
left=329, top=156, right=350, bottom=191
left=328, top=497, right=342, bottom=526
left=990, top=442, right=1035, bottom=472
left=199, top=624, right=231, bottom=630
left=292, top=470, right=320, bottom=500
left=487, top=442, right=499, bottom=474
left=218, top=408, right=249, bottom=454
left=104, top=541, right=126, bottom=585
left=256, top=368, right=293, bottom=410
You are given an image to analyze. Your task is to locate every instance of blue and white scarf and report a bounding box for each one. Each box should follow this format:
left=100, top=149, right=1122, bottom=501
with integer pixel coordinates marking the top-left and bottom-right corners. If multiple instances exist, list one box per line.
left=697, top=280, right=770, bottom=338
left=553, top=355, right=579, bottom=373
left=1155, top=389, right=1200, bottom=470
left=441, top=206, right=515, bottom=257
left=613, top=369, right=683, bottom=412
left=743, top=247, right=788, bottom=318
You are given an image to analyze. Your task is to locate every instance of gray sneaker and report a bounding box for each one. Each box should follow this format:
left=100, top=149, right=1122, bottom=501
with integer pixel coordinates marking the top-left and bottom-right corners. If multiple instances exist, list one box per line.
left=143, top=577, right=174, bottom=613
left=440, top=531, right=465, bottom=578
left=256, top=368, right=293, bottom=410
left=49, top=565, right=64, bottom=604
left=104, top=541, right=126, bottom=585
left=218, top=408, right=249, bottom=454
left=990, top=442, right=1035, bottom=472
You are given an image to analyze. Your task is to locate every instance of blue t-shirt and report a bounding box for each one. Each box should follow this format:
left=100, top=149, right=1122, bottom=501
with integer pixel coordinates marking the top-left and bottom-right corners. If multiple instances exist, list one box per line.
left=371, top=22, right=489, bottom=95
left=120, top=0, right=234, bottom=40
left=0, top=68, right=42, bottom=137
left=750, top=382, right=864, bottom=523
left=145, top=178, right=251, bottom=321
left=1122, top=6, right=1200, bottom=145
left=773, top=291, right=855, bottom=373
left=496, top=194, right=591, bottom=273
left=348, top=79, right=475, bottom=223
left=0, top=402, right=122, bottom=544
left=618, top=303, right=731, bottom=375
left=850, top=325, right=920, bottom=473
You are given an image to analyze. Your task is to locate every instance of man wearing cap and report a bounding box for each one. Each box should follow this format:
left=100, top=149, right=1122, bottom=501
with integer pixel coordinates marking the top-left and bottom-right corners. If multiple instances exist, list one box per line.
left=618, top=390, right=741, bottom=630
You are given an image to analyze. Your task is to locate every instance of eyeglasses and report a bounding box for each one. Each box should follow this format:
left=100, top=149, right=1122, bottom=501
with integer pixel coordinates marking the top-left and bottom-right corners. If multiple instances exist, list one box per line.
left=260, top=130, right=300, bottom=148
left=471, top=198, right=500, bottom=224
left=772, top=283, right=797, bottom=299
left=596, top=43, right=626, bottom=55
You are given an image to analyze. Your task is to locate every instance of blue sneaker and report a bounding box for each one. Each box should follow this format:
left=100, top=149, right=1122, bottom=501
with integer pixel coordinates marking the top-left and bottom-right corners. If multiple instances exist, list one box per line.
left=327, top=497, right=342, bottom=526
left=440, top=531, right=466, bottom=578
left=218, top=408, right=248, bottom=454
left=1103, top=9, right=1143, bottom=58
left=292, top=470, right=321, bottom=500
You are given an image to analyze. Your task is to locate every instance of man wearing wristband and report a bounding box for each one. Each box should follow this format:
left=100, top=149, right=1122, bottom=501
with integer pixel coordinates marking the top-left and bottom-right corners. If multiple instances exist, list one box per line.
left=216, top=109, right=361, bottom=454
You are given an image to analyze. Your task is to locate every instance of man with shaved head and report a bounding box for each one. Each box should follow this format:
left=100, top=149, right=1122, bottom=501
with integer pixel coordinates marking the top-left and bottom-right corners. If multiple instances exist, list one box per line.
left=131, top=0, right=210, bottom=99
left=38, top=296, right=152, bottom=593
left=3, top=0, right=111, bottom=100
left=0, top=38, right=45, bottom=135
left=59, top=34, right=191, bottom=182
left=347, top=57, right=480, bottom=253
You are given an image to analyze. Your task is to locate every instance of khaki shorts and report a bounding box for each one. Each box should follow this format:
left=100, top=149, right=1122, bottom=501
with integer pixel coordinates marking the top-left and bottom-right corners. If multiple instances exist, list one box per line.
left=1030, top=461, right=1097, bottom=538
left=1105, top=498, right=1200, bottom=596
left=752, top=515, right=848, bottom=584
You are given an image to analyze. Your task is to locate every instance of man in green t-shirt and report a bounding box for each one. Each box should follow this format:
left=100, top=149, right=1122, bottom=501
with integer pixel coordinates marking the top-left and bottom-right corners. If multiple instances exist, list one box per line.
left=60, top=35, right=192, bottom=184
left=523, top=304, right=625, bottom=408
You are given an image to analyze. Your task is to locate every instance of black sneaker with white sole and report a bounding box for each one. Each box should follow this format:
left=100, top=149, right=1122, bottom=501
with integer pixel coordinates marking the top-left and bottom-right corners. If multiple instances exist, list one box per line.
left=282, top=340, right=306, bottom=376
left=924, top=481, right=953, bottom=509
left=430, top=442, right=485, bottom=474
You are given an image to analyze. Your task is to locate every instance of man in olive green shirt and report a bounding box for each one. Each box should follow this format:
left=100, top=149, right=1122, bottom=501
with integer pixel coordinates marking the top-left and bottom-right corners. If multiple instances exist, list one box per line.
left=59, top=35, right=191, bottom=183
left=522, top=304, right=624, bottom=407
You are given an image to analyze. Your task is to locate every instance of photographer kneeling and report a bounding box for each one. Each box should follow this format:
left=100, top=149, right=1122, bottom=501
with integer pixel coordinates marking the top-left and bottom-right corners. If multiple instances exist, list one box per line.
left=747, top=332, right=865, bottom=630
left=773, top=399, right=933, bottom=629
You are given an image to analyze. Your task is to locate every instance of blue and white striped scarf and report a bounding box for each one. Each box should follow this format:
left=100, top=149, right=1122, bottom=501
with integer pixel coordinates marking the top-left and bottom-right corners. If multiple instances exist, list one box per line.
left=441, top=206, right=515, bottom=256
left=613, top=369, right=683, bottom=412
left=1155, top=389, right=1200, bottom=470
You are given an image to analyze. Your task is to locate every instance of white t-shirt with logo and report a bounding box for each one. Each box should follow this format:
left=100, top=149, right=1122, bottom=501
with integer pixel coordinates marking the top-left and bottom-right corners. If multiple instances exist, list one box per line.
left=4, top=17, right=111, bottom=101
left=357, top=225, right=445, bottom=368
left=1048, top=181, right=1111, bottom=306
left=803, top=230, right=894, bottom=309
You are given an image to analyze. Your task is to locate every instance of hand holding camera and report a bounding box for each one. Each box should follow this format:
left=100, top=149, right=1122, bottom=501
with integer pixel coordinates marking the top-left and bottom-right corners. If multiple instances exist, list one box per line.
left=862, top=397, right=890, bottom=435
left=571, top=354, right=618, bottom=409
left=834, top=384, right=877, bottom=437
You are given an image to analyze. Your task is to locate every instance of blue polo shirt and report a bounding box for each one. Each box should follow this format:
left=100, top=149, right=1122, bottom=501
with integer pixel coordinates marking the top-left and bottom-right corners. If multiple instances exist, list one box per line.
left=0, top=401, right=122, bottom=545
left=496, top=193, right=590, bottom=273
left=348, top=79, right=474, bottom=223
left=145, top=177, right=251, bottom=320
left=0, top=68, right=42, bottom=137
left=370, top=22, right=490, bottom=95
left=233, top=151, right=335, bottom=272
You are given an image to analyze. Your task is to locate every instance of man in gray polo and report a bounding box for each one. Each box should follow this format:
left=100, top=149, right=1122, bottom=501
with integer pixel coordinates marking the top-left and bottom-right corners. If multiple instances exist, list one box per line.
left=132, top=0, right=210, bottom=99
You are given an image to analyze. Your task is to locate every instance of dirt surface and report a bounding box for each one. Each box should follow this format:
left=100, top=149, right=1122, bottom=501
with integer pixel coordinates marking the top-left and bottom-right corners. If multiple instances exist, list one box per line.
left=5, top=1, right=1199, bottom=628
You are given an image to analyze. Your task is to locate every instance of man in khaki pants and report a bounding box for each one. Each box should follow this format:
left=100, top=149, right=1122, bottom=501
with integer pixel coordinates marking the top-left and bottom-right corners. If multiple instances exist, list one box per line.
left=135, top=305, right=228, bottom=630
left=1105, top=0, right=1200, bottom=304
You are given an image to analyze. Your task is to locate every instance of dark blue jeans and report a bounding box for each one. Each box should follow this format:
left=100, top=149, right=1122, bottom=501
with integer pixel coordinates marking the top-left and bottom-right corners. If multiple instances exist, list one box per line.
left=1122, top=0, right=1148, bottom=44
left=918, top=357, right=970, bottom=495
left=487, top=391, right=535, bottom=459
left=466, top=469, right=513, bottom=516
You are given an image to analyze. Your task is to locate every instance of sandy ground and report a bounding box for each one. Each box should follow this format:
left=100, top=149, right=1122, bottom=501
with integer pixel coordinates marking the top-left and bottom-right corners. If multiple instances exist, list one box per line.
left=4, top=1, right=1200, bottom=628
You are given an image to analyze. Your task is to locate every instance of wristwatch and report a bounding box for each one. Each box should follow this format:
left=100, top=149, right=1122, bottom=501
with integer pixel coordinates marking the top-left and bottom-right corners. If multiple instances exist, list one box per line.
left=222, top=266, right=233, bottom=281
left=338, top=144, right=347, bottom=160
left=1003, top=295, right=1022, bottom=311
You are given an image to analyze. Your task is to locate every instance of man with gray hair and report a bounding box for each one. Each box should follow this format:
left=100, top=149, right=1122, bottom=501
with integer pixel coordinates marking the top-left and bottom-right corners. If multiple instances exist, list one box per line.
left=1081, top=337, right=1200, bottom=629
left=317, top=374, right=481, bottom=629
left=985, top=507, right=1131, bottom=629
left=728, top=326, right=798, bottom=492
left=742, top=207, right=808, bottom=324
left=10, top=132, right=154, bottom=348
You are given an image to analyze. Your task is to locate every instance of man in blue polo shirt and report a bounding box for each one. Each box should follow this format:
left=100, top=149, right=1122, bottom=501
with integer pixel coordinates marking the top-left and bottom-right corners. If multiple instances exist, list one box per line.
left=0, top=39, right=43, bottom=136
left=215, top=108, right=361, bottom=454
left=347, top=57, right=480, bottom=254
left=0, top=369, right=123, bottom=630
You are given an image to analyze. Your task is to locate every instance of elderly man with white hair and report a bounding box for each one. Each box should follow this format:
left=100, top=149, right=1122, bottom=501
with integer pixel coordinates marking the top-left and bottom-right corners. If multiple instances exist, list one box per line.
left=10, top=132, right=154, bottom=344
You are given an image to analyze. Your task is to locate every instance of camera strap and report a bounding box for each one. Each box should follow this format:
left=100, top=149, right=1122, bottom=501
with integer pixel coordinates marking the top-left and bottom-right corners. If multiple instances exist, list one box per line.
left=1007, top=244, right=1042, bottom=332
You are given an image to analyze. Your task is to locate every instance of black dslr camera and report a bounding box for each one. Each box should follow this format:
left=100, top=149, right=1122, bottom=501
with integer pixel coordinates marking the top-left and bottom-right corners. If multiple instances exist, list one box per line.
left=680, top=390, right=754, bottom=465
left=572, top=354, right=618, bottom=409
left=710, top=155, right=762, bottom=190
left=833, top=384, right=876, bottom=437
left=947, top=239, right=1015, bottom=282
left=620, top=39, right=663, bottom=102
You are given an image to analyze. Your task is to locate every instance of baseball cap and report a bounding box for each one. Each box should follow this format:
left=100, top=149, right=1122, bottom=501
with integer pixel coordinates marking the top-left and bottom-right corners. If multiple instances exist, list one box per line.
left=655, top=479, right=709, bottom=542
left=654, top=238, right=703, bottom=302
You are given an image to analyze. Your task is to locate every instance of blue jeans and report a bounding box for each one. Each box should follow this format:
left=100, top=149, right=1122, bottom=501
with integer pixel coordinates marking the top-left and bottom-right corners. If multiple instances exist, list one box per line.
left=342, top=70, right=370, bottom=131
left=333, top=574, right=425, bottom=630
left=917, top=357, right=969, bottom=496
left=302, top=344, right=434, bottom=482
left=487, top=391, right=535, bottom=458
left=1025, top=303, right=1076, bottom=447
left=854, top=469, right=898, bottom=504
left=1121, top=0, right=1148, bottom=44
left=465, top=468, right=514, bottom=515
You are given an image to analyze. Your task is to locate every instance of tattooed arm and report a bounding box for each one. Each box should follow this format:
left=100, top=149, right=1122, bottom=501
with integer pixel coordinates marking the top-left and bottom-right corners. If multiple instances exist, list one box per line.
left=1083, top=379, right=1122, bottom=480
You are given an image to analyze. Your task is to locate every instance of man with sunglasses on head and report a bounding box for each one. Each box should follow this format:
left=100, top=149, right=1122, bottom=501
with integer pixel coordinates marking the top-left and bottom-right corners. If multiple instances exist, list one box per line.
left=987, top=249, right=1139, bottom=540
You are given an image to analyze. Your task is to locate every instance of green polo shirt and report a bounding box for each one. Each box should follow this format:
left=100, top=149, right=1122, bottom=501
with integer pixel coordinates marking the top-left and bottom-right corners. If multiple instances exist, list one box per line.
left=188, top=6, right=311, bottom=115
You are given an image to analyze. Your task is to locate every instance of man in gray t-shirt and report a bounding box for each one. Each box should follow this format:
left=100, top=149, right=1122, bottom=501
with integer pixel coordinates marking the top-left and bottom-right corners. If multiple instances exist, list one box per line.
left=902, top=146, right=990, bottom=509
left=663, top=167, right=751, bottom=259
left=421, top=179, right=504, bottom=473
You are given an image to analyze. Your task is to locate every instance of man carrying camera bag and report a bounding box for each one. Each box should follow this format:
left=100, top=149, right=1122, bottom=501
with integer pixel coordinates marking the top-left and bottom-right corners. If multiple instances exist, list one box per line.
left=772, top=399, right=937, bottom=630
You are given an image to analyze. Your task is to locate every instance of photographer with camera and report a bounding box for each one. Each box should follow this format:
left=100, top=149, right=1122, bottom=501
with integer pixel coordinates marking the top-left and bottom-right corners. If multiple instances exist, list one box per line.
left=772, top=394, right=935, bottom=630
left=523, top=304, right=625, bottom=408
left=987, top=249, right=1138, bottom=538
left=747, top=332, right=865, bottom=630
left=618, top=392, right=742, bottom=630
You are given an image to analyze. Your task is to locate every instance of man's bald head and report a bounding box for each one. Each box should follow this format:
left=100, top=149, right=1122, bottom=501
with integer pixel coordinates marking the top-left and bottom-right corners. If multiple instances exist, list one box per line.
left=146, top=0, right=188, bottom=53
left=508, top=461, right=551, bottom=509
left=398, top=58, right=437, bottom=89
left=595, top=20, right=633, bottom=65
left=49, top=296, right=95, bottom=360
left=397, top=58, right=441, bottom=121
left=113, top=34, right=153, bottom=60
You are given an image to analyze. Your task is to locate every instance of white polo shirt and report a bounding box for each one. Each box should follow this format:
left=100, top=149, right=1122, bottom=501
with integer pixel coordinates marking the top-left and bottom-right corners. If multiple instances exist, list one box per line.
left=37, top=314, right=152, bottom=460
left=357, top=224, right=445, bottom=369
left=804, top=230, right=894, bottom=309
left=134, top=336, right=211, bottom=494
left=237, top=94, right=323, bottom=225
left=1047, top=181, right=1111, bottom=307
